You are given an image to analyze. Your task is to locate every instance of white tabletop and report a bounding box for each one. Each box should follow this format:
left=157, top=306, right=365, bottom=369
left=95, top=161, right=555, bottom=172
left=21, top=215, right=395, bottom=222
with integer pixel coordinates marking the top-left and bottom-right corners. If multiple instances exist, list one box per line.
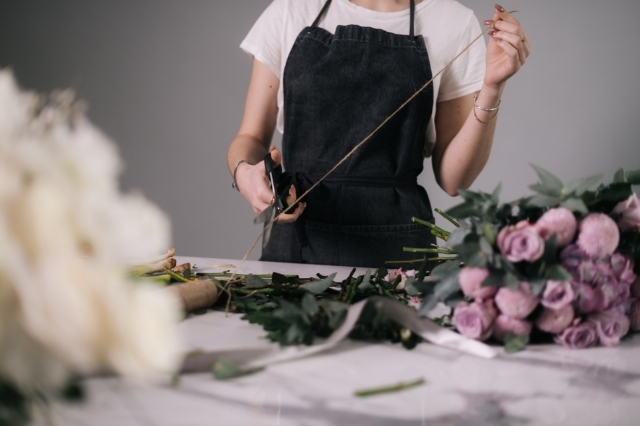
left=36, top=257, right=640, bottom=426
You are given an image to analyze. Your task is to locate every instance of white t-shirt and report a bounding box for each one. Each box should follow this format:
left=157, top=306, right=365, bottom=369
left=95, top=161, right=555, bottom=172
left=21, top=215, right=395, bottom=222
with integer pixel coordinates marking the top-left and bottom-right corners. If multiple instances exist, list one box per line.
left=241, top=0, right=486, bottom=156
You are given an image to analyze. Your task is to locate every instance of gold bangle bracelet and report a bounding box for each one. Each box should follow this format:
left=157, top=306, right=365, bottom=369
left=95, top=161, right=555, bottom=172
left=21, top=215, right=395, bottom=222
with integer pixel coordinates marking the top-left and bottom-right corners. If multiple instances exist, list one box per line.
left=473, top=107, right=498, bottom=124
left=231, top=159, right=253, bottom=191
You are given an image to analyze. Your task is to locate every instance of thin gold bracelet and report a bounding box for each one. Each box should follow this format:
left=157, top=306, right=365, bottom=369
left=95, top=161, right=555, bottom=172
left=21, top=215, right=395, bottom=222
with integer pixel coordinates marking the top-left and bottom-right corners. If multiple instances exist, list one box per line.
left=231, top=159, right=253, bottom=191
left=473, top=92, right=500, bottom=123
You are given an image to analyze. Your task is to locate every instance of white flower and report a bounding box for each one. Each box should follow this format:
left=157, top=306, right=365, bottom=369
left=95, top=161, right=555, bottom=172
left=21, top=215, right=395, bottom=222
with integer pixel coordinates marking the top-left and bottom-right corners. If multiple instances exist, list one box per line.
left=0, top=68, right=181, bottom=394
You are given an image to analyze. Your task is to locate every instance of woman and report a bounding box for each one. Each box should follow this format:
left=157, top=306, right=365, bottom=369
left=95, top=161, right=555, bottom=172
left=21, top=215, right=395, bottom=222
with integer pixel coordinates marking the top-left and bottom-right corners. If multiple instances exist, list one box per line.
left=227, top=0, right=529, bottom=267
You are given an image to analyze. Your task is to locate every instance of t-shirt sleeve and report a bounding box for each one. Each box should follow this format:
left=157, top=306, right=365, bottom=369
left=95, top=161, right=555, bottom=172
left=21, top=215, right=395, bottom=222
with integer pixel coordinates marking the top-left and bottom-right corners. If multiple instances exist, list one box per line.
left=239, top=0, right=287, bottom=78
left=437, top=13, right=486, bottom=102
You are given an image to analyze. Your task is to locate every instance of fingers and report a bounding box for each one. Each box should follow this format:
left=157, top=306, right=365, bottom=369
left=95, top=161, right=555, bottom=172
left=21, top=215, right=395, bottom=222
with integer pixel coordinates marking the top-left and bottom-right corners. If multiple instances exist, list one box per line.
left=484, top=5, right=530, bottom=65
left=269, top=146, right=282, bottom=168
left=274, top=185, right=307, bottom=224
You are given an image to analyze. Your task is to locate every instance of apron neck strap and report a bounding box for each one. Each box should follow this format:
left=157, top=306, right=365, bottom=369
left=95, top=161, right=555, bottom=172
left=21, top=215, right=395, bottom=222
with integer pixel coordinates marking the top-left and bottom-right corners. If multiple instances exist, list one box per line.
left=311, top=0, right=333, bottom=28
left=312, top=0, right=416, bottom=38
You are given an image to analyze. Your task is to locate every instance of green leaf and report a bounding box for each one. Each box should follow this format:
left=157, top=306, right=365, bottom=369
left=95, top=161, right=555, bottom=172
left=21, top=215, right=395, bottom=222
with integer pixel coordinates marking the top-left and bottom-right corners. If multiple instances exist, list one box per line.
left=529, top=183, right=561, bottom=197
left=418, top=270, right=460, bottom=316
left=272, top=272, right=298, bottom=285
left=627, top=169, right=640, bottom=184
left=562, top=174, right=602, bottom=196
left=299, top=273, right=336, bottom=294
left=301, top=292, right=319, bottom=315
left=491, top=183, right=502, bottom=204
left=457, top=188, right=486, bottom=202
left=613, top=168, right=625, bottom=183
left=445, top=202, right=478, bottom=219
left=504, top=272, right=520, bottom=290
left=430, top=259, right=462, bottom=276
left=504, top=333, right=530, bottom=353
left=595, top=182, right=633, bottom=203
left=246, top=274, right=269, bottom=289
left=213, top=357, right=263, bottom=380
left=545, top=264, right=573, bottom=281
left=482, top=223, right=496, bottom=245
left=481, top=270, right=506, bottom=288
left=559, top=198, right=588, bottom=214
left=528, top=278, right=547, bottom=297
left=527, top=194, right=559, bottom=208
left=531, top=164, right=563, bottom=192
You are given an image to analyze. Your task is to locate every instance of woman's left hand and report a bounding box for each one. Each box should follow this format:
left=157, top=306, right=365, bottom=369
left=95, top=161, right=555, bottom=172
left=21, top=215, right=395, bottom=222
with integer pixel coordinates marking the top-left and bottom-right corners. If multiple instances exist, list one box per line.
left=483, top=4, right=530, bottom=89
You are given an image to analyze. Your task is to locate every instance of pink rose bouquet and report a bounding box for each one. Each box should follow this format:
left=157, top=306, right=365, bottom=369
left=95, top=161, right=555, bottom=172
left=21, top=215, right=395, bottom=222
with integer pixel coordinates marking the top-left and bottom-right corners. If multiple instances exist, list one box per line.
left=415, top=165, right=640, bottom=352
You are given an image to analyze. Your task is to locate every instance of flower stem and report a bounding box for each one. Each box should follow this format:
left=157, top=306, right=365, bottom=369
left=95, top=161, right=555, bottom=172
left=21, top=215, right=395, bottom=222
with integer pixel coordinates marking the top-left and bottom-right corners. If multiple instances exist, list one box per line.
left=354, top=377, right=425, bottom=397
left=411, top=217, right=451, bottom=239
left=165, top=269, right=189, bottom=283
left=403, top=247, right=456, bottom=254
left=434, top=208, right=461, bottom=228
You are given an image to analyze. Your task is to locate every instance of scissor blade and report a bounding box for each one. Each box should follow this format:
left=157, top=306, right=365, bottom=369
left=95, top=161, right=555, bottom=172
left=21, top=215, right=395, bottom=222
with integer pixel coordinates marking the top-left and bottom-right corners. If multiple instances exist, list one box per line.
left=262, top=207, right=277, bottom=248
left=254, top=205, right=274, bottom=224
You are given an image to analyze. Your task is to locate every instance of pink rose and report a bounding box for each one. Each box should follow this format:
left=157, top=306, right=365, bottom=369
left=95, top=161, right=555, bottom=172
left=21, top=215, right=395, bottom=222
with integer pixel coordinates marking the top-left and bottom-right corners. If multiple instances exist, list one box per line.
left=497, top=221, right=545, bottom=263
left=629, top=300, right=640, bottom=331
left=384, top=268, right=415, bottom=290
left=540, top=280, right=575, bottom=310
left=452, top=299, right=497, bottom=341
left=494, top=282, right=539, bottom=319
left=588, top=309, right=630, bottom=347
left=458, top=267, right=497, bottom=300
left=576, top=213, right=620, bottom=258
left=535, top=304, right=575, bottom=334
left=492, top=314, right=532, bottom=342
left=612, top=193, right=640, bottom=232
left=534, top=207, right=577, bottom=248
left=555, top=321, right=599, bottom=349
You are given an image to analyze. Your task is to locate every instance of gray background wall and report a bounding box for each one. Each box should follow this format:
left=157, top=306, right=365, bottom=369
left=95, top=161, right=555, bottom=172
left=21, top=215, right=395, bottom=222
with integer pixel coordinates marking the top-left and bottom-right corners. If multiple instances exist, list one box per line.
left=1, top=0, right=639, bottom=260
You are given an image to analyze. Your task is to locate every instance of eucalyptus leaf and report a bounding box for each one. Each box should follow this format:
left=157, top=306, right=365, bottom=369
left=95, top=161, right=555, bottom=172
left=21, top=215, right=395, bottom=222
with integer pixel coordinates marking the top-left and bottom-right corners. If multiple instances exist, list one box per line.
left=545, top=264, right=573, bottom=281
left=559, top=198, right=588, bottom=214
left=272, top=272, right=298, bottom=286
left=595, top=182, right=632, bottom=203
left=491, top=183, right=502, bottom=204
left=446, top=202, right=478, bottom=220
left=479, top=236, right=494, bottom=256
left=301, top=292, right=319, bottom=315
left=457, top=188, right=486, bottom=202
left=482, top=270, right=506, bottom=288
left=531, top=164, right=563, bottom=192
left=613, top=168, right=625, bottom=183
left=430, top=259, right=462, bottom=276
left=528, top=278, right=547, bottom=297
left=246, top=274, right=269, bottom=289
left=504, top=272, right=520, bottom=290
left=418, top=270, right=460, bottom=316
left=504, top=333, right=530, bottom=354
left=299, top=273, right=336, bottom=294
left=527, top=194, right=560, bottom=208
left=446, top=228, right=471, bottom=248
left=563, top=174, right=602, bottom=196
left=627, top=169, right=640, bottom=185
left=529, top=183, right=560, bottom=197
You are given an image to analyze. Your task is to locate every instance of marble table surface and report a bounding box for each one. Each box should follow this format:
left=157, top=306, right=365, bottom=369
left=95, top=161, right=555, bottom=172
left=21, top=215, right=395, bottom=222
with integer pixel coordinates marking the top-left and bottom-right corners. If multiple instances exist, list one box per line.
left=36, top=257, right=640, bottom=426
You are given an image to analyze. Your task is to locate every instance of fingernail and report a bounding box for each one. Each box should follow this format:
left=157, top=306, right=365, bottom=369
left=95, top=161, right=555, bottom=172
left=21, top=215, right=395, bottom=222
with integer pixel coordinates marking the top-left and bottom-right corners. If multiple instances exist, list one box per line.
left=488, top=30, right=497, bottom=36
left=483, top=20, right=494, bottom=26
left=494, top=4, right=505, bottom=12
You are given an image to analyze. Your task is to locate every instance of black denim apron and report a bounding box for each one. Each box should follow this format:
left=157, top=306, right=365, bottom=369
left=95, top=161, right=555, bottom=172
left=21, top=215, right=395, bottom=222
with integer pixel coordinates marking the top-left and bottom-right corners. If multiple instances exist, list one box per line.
left=261, top=0, right=436, bottom=268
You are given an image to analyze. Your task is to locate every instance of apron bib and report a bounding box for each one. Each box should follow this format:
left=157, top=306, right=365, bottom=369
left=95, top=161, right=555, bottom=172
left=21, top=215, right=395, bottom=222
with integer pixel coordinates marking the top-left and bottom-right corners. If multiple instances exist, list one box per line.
left=261, top=0, right=436, bottom=267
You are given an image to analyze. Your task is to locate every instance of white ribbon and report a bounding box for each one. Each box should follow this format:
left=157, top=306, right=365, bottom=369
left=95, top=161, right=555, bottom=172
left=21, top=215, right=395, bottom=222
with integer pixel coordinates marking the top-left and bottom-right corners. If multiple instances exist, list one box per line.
left=180, top=296, right=497, bottom=374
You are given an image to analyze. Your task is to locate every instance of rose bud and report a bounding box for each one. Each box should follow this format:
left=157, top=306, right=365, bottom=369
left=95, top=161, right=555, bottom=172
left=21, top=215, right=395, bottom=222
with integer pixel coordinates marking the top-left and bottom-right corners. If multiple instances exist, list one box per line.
left=492, top=314, right=532, bottom=342
left=554, top=321, right=599, bottom=349
left=535, top=304, right=575, bottom=334
left=612, top=193, right=640, bottom=232
left=458, top=267, right=497, bottom=300
left=497, top=221, right=545, bottom=263
left=540, top=280, right=575, bottom=310
left=576, top=213, right=620, bottom=258
left=588, top=309, right=630, bottom=347
left=494, top=282, right=539, bottom=319
left=534, top=207, right=577, bottom=248
left=452, top=299, right=497, bottom=341
left=629, top=300, right=640, bottom=331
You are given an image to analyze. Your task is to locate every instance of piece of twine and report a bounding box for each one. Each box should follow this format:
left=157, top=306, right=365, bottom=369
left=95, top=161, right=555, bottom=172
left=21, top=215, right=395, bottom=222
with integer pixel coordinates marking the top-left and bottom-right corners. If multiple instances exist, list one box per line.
left=226, top=15, right=516, bottom=290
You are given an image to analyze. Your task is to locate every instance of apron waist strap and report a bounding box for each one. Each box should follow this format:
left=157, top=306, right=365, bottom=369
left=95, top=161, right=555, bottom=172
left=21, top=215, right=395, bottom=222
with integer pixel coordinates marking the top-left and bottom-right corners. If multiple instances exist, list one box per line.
left=307, top=174, right=418, bottom=187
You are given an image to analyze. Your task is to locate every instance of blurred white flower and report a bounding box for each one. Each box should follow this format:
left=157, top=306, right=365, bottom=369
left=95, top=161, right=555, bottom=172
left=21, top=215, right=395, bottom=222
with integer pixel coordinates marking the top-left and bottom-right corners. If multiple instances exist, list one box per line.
left=0, top=69, right=181, bottom=395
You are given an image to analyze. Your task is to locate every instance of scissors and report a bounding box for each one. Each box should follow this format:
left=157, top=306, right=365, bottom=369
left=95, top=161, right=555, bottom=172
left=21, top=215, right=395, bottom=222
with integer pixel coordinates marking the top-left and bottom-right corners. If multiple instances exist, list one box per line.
left=254, top=152, right=287, bottom=248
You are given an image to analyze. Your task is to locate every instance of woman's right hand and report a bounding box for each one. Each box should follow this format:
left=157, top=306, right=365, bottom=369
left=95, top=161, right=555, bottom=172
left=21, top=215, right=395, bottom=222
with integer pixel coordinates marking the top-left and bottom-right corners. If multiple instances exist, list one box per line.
left=235, top=147, right=306, bottom=223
